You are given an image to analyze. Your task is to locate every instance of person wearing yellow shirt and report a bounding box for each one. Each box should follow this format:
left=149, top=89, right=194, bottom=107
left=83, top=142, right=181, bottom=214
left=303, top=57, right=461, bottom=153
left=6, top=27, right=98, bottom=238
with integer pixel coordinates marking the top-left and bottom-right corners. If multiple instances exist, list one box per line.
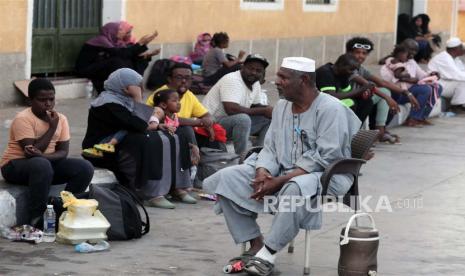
left=146, top=62, right=216, bottom=147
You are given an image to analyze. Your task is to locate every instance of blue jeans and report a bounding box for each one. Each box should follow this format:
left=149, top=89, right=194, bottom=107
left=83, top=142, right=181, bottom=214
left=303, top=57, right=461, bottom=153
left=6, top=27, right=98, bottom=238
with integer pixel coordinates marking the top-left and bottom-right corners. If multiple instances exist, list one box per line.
left=395, top=84, right=442, bottom=120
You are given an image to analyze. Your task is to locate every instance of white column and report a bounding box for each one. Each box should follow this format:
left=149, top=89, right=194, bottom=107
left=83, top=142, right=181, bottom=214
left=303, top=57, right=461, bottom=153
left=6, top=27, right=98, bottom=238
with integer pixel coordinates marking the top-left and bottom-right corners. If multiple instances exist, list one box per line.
left=25, top=0, right=34, bottom=78
left=451, top=0, right=459, bottom=36
left=102, top=0, right=126, bottom=24
left=413, top=0, right=428, bottom=16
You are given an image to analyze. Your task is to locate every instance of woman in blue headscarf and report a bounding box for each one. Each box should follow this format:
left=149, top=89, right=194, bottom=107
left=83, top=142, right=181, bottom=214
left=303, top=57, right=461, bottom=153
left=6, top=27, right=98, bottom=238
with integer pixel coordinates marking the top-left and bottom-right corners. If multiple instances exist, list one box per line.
left=82, top=68, right=197, bottom=209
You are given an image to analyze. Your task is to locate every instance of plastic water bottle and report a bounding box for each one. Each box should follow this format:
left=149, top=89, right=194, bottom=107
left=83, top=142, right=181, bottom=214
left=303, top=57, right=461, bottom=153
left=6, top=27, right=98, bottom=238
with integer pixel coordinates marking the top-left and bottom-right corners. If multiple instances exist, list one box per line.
left=75, top=240, right=110, bottom=253
left=86, top=81, right=94, bottom=99
left=43, top=205, right=56, bottom=242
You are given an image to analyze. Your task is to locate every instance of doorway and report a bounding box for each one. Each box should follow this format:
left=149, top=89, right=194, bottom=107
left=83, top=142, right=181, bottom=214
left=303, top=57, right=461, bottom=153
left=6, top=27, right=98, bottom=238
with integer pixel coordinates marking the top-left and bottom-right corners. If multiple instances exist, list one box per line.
left=31, top=0, right=102, bottom=75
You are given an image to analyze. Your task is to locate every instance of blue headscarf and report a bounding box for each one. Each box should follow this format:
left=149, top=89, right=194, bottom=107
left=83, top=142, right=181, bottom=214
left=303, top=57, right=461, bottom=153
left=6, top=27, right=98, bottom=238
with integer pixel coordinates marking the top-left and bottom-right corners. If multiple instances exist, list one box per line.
left=90, top=68, right=143, bottom=112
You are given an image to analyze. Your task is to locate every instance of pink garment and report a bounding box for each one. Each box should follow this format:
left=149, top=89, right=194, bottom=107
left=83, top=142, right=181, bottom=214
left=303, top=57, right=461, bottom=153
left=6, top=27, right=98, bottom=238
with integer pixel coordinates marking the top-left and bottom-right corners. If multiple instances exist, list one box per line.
left=417, top=75, right=438, bottom=85
left=119, top=21, right=137, bottom=45
left=86, top=21, right=135, bottom=48
left=380, top=57, right=429, bottom=90
left=386, top=58, right=410, bottom=90
left=189, top=33, right=212, bottom=61
left=86, top=22, right=121, bottom=48
left=164, top=113, right=179, bottom=128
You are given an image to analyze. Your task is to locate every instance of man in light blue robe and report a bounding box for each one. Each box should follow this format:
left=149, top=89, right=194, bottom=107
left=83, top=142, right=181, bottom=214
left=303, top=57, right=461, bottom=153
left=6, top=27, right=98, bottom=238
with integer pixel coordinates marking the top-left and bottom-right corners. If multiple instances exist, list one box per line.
left=203, top=57, right=361, bottom=275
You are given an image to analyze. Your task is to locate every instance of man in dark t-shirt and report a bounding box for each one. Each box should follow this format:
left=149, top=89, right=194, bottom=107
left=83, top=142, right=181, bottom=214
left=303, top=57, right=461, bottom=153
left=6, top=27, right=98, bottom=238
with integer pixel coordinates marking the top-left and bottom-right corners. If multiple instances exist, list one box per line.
left=315, top=54, right=374, bottom=122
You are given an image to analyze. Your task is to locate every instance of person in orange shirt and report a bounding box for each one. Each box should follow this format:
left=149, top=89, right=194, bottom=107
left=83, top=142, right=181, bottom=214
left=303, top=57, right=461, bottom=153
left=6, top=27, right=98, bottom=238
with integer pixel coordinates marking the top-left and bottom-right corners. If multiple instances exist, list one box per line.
left=1, top=79, right=94, bottom=228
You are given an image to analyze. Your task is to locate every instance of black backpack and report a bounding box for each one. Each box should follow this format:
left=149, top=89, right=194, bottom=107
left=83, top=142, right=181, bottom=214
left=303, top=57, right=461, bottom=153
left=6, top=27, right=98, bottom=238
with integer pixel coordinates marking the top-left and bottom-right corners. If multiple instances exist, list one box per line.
left=194, top=147, right=240, bottom=188
left=89, top=184, right=150, bottom=240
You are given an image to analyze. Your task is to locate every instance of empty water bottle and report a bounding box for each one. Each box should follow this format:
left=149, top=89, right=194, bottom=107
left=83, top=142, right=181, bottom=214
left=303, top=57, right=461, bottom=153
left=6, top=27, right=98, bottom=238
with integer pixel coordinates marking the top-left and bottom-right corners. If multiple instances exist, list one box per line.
left=75, top=240, right=110, bottom=253
left=43, top=205, right=56, bottom=242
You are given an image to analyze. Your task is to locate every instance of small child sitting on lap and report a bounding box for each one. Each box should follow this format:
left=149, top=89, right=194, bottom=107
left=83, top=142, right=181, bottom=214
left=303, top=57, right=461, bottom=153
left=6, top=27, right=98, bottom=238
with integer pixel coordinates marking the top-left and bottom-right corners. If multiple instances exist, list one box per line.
left=386, top=45, right=439, bottom=89
left=151, top=89, right=181, bottom=135
left=82, top=68, right=164, bottom=158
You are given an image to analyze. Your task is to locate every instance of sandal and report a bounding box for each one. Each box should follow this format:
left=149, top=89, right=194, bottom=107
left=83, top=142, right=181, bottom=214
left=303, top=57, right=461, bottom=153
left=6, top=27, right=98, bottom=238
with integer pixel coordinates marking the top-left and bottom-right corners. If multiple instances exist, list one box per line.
left=379, top=133, right=401, bottom=145
left=144, top=196, right=176, bottom=209
left=417, top=119, right=434, bottom=126
left=244, top=256, right=275, bottom=276
left=82, top=148, right=103, bottom=158
left=94, top=143, right=115, bottom=153
left=229, top=251, right=255, bottom=264
left=171, top=190, right=197, bottom=204
left=403, top=119, right=423, bottom=128
left=223, top=251, right=255, bottom=273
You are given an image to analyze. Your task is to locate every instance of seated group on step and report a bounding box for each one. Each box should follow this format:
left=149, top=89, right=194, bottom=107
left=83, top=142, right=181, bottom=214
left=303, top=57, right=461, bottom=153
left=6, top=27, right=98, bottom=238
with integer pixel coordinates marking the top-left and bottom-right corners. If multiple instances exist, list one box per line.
left=3, top=20, right=465, bottom=275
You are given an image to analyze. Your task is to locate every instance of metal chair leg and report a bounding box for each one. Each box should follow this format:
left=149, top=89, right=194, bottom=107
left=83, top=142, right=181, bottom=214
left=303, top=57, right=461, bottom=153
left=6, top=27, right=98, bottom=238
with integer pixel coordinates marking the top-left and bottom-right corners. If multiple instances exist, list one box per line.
left=303, top=230, right=311, bottom=275
left=288, top=239, right=295, bottom=253
left=241, top=242, right=246, bottom=254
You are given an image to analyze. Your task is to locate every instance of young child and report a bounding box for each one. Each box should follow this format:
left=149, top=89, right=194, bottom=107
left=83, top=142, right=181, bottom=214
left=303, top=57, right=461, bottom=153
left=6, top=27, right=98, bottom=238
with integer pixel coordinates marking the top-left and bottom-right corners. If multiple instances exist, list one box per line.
left=82, top=68, right=163, bottom=158
left=152, top=88, right=181, bottom=135
left=153, top=88, right=201, bottom=168
left=386, top=45, right=439, bottom=89
left=385, top=45, right=412, bottom=90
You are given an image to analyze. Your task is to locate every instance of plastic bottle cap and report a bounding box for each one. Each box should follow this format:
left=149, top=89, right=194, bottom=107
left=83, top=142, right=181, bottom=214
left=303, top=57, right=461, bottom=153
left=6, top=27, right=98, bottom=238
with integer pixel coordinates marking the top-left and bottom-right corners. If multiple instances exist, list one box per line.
left=47, top=205, right=54, bottom=208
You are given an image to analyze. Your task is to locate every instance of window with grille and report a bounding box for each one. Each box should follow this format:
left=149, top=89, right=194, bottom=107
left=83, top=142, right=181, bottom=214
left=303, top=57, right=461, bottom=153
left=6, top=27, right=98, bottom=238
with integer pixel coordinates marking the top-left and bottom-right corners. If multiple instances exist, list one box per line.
left=303, top=0, right=337, bottom=12
left=240, top=0, right=284, bottom=10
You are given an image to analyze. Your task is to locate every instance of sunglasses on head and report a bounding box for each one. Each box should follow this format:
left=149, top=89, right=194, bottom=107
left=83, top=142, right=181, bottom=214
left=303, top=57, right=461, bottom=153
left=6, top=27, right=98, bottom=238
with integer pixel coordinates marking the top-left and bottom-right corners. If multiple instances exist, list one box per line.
left=352, top=43, right=372, bottom=50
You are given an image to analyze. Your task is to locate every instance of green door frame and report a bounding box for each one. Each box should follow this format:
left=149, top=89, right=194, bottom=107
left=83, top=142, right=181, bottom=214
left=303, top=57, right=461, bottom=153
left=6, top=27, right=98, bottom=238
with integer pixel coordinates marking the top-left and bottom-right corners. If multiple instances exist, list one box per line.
left=31, top=0, right=102, bottom=75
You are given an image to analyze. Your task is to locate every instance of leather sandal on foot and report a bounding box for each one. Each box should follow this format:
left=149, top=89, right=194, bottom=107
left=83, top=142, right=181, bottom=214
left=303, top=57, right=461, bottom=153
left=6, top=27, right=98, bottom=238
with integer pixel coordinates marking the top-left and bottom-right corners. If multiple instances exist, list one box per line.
left=244, top=256, right=274, bottom=276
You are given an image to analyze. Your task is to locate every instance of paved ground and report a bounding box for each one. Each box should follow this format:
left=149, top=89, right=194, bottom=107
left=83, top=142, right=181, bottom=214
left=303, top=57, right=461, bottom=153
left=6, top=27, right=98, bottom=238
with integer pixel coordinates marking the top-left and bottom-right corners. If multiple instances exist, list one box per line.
left=1, top=79, right=465, bottom=275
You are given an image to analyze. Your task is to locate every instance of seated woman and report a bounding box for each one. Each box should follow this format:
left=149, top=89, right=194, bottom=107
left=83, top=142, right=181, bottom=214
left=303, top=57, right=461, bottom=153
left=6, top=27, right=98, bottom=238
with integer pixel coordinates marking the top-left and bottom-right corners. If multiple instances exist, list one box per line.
left=381, top=44, right=442, bottom=127
left=82, top=68, right=197, bottom=209
left=410, top=14, right=441, bottom=63
left=202, top=32, right=246, bottom=86
left=75, top=21, right=160, bottom=93
left=189, top=32, right=212, bottom=65
left=1, top=79, right=94, bottom=228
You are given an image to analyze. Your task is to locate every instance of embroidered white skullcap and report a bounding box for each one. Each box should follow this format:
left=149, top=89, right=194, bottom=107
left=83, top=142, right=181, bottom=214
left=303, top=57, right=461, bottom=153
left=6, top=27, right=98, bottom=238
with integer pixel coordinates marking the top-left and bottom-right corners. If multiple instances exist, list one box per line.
left=281, top=57, right=315, bottom=72
left=446, top=37, right=463, bottom=48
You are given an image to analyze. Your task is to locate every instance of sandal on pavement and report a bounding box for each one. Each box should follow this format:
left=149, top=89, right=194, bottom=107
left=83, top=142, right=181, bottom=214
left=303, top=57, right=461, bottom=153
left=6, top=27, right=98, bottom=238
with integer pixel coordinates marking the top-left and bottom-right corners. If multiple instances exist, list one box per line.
left=172, top=190, right=197, bottom=204
left=417, top=119, right=434, bottom=126
left=228, top=251, right=256, bottom=264
left=94, top=143, right=115, bottom=153
left=403, top=119, right=423, bottom=128
left=244, top=256, right=275, bottom=276
left=144, top=196, right=175, bottom=209
left=223, top=251, right=256, bottom=273
left=379, top=133, right=401, bottom=145
left=82, top=148, right=103, bottom=158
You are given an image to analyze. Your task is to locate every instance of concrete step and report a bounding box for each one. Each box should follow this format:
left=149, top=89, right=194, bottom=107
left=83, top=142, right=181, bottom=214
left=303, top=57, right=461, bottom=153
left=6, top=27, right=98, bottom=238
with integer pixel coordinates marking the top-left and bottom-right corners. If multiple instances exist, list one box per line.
left=387, top=99, right=442, bottom=128
left=0, top=168, right=117, bottom=227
